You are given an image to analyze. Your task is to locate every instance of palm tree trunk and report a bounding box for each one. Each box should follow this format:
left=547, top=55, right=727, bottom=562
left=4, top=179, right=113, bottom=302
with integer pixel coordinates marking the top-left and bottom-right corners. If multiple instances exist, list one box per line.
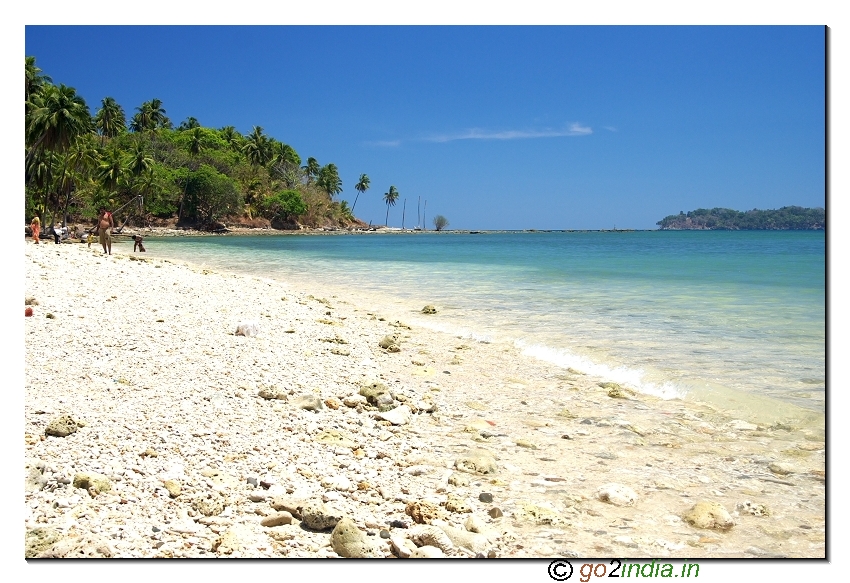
left=402, top=199, right=406, bottom=230
left=352, top=192, right=360, bottom=212
left=385, top=205, right=389, bottom=227
left=422, top=200, right=427, bottom=230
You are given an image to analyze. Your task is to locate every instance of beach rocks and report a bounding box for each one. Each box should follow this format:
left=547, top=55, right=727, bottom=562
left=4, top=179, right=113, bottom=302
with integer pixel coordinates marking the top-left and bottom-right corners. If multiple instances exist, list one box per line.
left=682, top=501, right=735, bottom=530
left=379, top=335, right=401, bottom=352
left=293, top=395, right=323, bottom=411
left=737, top=501, right=770, bottom=517
left=421, top=305, right=437, bottom=314
left=258, top=387, right=288, bottom=400
left=410, top=545, right=445, bottom=558
left=314, top=430, right=358, bottom=448
left=193, top=491, right=228, bottom=516
left=72, top=472, right=112, bottom=496
left=300, top=502, right=342, bottom=530
left=330, top=518, right=379, bottom=558
left=410, top=524, right=454, bottom=552
left=376, top=404, right=411, bottom=425
left=448, top=473, right=470, bottom=487
left=162, top=479, right=182, bottom=498
left=445, top=494, right=473, bottom=513
left=35, top=533, right=114, bottom=558
left=433, top=520, right=490, bottom=553
left=405, top=501, right=443, bottom=524
left=45, top=415, right=83, bottom=437
left=261, top=511, right=294, bottom=527
left=596, top=483, right=638, bottom=507
left=768, top=462, right=796, bottom=475
left=25, top=460, right=47, bottom=492
left=235, top=321, right=260, bottom=337
left=25, top=528, right=62, bottom=558
left=359, top=382, right=390, bottom=405
left=454, top=448, right=498, bottom=474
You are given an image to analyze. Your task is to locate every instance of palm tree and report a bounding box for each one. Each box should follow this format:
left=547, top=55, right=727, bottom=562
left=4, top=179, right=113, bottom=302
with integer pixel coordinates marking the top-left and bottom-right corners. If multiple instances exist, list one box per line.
left=383, top=186, right=399, bottom=226
left=352, top=173, right=370, bottom=212
left=302, top=157, right=320, bottom=183
left=27, top=83, right=92, bottom=160
left=25, top=56, right=51, bottom=112
left=219, top=126, right=243, bottom=153
left=242, top=126, right=272, bottom=167
left=94, top=97, right=126, bottom=145
left=26, top=83, right=93, bottom=227
left=130, top=98, right=170, bottom=133
left=177, top=117, right=201, bottom=131
left=97, top=145, right=126, bottom=196
left=179, top=127, right=205, bottom=222
left=317, top=163, right=342, bottom=199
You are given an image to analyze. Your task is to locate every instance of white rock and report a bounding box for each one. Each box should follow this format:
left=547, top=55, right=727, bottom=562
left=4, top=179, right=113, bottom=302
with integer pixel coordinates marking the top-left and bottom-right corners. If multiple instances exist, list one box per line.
left=376, top=405, right=411, bottom=426
left=235, top=321, right=260, bottom=337
left=596, top=483, right=638, bottom=506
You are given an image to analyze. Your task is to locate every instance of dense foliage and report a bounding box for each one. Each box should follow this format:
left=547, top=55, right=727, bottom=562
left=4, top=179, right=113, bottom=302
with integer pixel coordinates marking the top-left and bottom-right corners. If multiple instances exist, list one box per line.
left=24, top=56, right=371, bottom=231
left=656, top=206, right=825, bottom=230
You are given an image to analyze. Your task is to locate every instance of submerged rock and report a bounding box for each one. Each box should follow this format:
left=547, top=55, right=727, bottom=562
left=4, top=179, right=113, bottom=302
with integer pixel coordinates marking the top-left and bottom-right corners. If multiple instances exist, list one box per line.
left=421, top=305, right=437, bottom=314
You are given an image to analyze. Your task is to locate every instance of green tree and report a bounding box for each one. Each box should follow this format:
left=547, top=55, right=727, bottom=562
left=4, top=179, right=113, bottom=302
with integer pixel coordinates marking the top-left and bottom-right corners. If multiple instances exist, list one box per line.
left=177, top=117, right=201, bottom=131
left=182, top=164, right=243, bottom=226
left=130, top=98, right=170, bottom=133
left=261, top=189, right=307, bottom=223
left=242, top=125, right=273, bottom=167
left=94, top=97, right=126, bottom=145
left=352, top=173, right=370, bottom=212
left=302, top=157, right=320, bottom=183
left=383, top=185, right=399, bottom=226
left=317, top=163, right=342, bottom=199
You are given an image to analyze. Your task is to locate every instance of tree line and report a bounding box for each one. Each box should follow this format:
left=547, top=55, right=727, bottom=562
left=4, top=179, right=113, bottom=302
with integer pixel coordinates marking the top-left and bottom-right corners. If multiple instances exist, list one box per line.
left=656, top=206, right=825, bottom=230
left=24, top=56, right=386, bottom=232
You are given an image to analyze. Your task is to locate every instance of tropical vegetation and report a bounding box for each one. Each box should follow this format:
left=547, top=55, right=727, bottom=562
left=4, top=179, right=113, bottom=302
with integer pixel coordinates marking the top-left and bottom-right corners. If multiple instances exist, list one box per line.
left=24, top=56, right=375, bottom=233
left=656, top=207, right=825, bottom=230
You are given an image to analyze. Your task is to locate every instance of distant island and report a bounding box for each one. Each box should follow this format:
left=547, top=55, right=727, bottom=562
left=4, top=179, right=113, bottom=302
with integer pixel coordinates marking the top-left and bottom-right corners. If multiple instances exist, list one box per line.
left=657, top=206, right=825, bottom=230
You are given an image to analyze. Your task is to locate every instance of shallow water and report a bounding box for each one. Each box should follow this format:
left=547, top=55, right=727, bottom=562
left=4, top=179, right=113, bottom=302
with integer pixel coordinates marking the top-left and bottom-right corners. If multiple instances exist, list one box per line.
left=142, top=230, right=824, bottom=424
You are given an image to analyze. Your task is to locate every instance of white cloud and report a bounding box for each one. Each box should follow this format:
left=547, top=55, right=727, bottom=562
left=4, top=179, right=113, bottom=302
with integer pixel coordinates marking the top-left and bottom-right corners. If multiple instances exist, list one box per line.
left=424, top=122, right=592, bottom=142
left=604, top=126, right=618, bottom=132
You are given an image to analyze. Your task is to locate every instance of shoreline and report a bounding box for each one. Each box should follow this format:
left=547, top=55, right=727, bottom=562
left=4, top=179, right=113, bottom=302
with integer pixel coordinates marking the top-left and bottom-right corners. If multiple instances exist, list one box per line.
left=24, top=242, right=825, bottom=558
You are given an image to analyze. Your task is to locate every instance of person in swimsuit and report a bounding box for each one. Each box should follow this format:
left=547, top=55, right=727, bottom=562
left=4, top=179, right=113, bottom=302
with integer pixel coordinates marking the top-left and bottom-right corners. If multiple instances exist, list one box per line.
left=95, top=207, right=114, bottom=255
left=133, top=235, right=146, bottom=252
left=30, top=216, right=41, bottom=244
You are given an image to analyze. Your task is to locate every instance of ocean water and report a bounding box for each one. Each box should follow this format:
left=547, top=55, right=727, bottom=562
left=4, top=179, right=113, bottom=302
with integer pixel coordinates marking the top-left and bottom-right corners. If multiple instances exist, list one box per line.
left=144, top=230, right=825, bottom=425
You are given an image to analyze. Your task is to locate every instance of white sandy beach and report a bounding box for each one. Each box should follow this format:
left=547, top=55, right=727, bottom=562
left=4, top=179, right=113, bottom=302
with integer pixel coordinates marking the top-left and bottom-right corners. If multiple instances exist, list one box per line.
left=23, top=240, right=825, bottom=559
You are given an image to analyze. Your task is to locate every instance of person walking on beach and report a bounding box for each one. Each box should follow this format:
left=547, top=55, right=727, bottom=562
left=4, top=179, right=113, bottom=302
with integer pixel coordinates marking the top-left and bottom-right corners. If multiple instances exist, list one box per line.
left=30, top=215, right=41, bottom=244
left=52, top=223, right=64, bottom=244
left=95, top=207, right=114, bottom=255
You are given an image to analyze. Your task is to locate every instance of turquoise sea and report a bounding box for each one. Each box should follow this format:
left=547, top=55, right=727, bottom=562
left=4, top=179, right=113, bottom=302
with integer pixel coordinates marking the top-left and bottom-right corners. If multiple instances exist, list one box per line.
left=145, top=230, right=825, bottom=425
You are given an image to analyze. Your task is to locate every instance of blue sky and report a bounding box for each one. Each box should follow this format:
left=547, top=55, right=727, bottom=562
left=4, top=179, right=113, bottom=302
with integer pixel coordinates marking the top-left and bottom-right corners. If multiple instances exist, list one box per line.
left=25, top=25, right=824, bottom=230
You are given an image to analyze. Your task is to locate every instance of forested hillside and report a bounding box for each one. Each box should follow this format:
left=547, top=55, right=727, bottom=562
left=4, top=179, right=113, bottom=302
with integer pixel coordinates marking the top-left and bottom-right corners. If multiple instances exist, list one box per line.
left=656, top=206, right=825, bottom=230
left=25, top=56, right=372, bottom=232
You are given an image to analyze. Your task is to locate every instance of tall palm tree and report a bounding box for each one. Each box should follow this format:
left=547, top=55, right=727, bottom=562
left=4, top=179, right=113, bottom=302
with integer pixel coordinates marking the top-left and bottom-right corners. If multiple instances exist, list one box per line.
left=317, top=163, right=342, bottom=199
left=26, top=83, right=92, bottom=226
left=352, top=173, right=370, bottom=212
left=242, top=126, right=272, bottom=167
left=27, top=83, right=92, bottom=160
left=130, top=98, right=170, bottom=133
left=97, top=146, right=126, bottom=196
left=179, top=127, right=205, bottom=222
left=94, top=97, right=126, bottom=145
left=383, top=186, right=399, bottom=226
left=302, top=157, right=320, bottom=183
left=25, top=56, right=51, bottom=114
left=219, top=125, right=243, bottom=153
left=177, top=117, right=201, bottom=131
